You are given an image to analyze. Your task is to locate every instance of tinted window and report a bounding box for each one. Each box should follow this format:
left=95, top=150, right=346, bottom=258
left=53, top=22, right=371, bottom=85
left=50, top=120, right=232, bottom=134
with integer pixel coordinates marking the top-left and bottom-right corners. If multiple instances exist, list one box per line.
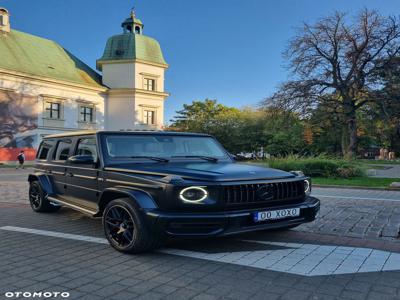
left=103, top=135, right=228, bottom=159
left=53, top=139, right=72, bottom=161
left=37, top=140, right=55, bottom=160
left=76, top=138, right=98, bottom=162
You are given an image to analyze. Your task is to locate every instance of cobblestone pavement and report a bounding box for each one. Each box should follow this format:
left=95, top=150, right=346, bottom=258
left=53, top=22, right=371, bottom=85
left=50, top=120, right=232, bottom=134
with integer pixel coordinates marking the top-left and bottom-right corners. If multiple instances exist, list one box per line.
left=1, top=171, right=400, bottom=299
left=2, top=177, right=399, bottom=246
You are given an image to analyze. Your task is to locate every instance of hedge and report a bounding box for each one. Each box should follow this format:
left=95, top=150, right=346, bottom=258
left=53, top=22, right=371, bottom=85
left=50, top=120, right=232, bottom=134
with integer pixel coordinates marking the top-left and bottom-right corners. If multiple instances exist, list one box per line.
left=262, top=156, right=365, bottom=178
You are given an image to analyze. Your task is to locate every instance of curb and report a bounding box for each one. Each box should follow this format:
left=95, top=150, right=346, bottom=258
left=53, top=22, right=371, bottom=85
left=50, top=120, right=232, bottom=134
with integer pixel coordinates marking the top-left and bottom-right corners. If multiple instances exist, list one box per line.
left=314, top=184, right=400, bottom=191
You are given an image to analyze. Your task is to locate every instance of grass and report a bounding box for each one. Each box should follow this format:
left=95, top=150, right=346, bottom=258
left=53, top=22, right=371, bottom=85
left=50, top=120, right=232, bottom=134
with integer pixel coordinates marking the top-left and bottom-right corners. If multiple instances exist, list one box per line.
left=313, top=177, right=399, bottom=189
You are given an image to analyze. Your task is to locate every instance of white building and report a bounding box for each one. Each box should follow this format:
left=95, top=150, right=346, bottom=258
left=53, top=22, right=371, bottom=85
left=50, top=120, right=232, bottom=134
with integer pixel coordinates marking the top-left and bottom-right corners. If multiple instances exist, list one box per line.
left=0, top=8, right=168, bottom=161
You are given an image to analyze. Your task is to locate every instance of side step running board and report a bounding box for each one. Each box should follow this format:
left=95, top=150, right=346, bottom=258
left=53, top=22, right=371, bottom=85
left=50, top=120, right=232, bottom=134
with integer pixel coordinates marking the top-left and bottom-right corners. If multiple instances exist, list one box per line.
left=47, top=196, right=98, bottom=216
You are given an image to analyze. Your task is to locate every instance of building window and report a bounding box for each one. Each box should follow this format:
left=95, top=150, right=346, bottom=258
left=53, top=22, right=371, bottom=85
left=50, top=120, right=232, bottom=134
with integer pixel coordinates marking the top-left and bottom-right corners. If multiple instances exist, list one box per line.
left=144, top=78, right=156, bottom=91
left=45, top=102, right=61, bottom=119
left=80, top=106, right=94, bottom=123
left=144, top=110, right=156, bottom=125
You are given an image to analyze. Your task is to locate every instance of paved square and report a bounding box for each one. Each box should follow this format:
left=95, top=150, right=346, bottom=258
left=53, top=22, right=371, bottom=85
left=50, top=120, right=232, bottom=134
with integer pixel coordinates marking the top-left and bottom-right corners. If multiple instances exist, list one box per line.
left=0, top=169, right=400, bottom=299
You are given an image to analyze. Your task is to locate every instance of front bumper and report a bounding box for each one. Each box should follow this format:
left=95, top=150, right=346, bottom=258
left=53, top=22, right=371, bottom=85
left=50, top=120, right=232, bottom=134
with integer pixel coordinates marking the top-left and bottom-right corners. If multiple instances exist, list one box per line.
left=145, top=196, right=320, bottom=237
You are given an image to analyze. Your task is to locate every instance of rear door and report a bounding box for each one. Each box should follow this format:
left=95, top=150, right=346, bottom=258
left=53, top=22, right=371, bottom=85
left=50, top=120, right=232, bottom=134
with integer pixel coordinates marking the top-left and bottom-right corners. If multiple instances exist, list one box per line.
left=65, top=136, right=99, bottom=212
left=51, top=138, right=73, bottom=199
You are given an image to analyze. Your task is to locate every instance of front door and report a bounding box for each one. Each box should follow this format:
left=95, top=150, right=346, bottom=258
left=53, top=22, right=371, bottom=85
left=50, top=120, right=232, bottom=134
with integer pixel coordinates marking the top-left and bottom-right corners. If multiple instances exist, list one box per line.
left=65, top=136, right=99, bottom=212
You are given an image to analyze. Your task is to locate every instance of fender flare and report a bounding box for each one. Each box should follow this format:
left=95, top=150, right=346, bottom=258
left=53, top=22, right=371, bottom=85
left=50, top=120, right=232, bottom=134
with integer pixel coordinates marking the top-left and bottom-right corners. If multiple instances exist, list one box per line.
left=98, top=187, right=158, bottom=214
left=28, top=173, right=56, bottom=196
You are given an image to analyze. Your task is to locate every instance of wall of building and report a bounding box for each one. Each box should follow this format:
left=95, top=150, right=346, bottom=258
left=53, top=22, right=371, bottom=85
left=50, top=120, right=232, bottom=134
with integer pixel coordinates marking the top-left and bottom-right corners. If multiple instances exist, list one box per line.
left=0, top=70, right=106, bottom=161
left=134, top=93, right=165, bottom=129
left=134, top=62, right=165, bottom=92
left=102, top=62, right=135, bottom=88
left=102, top=60, right=167, bottom=130
left=105, top=90, right=136, bottom=130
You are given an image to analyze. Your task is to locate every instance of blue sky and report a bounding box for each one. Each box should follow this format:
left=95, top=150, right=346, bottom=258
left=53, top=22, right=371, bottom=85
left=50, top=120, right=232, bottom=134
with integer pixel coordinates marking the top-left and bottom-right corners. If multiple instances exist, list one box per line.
left=2, top=0, right=400, bottom=123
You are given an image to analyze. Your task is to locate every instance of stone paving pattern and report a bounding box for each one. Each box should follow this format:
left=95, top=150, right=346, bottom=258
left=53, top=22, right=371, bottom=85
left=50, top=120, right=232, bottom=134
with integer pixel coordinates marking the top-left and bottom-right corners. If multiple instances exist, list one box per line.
left=161, top=240, right=400, bottom=276
left=0, top=206, right=400, bottom=300
left=2, top=178, right=400, bottom=244
left=0, top=169, right=400, bottom=299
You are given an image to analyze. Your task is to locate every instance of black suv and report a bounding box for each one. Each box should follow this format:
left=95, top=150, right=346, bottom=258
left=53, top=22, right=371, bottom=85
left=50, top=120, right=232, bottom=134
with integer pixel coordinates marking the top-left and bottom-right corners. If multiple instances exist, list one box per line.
left=29, top=131, right=320, bottom=253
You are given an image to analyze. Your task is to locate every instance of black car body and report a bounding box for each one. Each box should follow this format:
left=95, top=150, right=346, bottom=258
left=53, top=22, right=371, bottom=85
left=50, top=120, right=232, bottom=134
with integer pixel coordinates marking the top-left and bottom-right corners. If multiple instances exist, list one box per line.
left=28, top=131, right=320, bottom=253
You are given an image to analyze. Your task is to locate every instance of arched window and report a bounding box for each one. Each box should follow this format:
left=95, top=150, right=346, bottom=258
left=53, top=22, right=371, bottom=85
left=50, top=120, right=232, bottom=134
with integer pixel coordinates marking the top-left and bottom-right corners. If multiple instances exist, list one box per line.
left=135, top=26, right=141, bottom=34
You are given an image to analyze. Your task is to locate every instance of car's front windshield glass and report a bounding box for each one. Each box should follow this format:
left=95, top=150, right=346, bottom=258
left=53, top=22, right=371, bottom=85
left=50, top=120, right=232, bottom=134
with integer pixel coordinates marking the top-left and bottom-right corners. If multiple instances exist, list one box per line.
left=103, top=134, right=228, bottom=161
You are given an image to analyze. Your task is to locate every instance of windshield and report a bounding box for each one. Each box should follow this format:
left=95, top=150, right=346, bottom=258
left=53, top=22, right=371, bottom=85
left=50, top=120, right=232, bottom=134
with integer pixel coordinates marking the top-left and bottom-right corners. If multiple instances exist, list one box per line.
left=102, top=134, right=229, bottom=161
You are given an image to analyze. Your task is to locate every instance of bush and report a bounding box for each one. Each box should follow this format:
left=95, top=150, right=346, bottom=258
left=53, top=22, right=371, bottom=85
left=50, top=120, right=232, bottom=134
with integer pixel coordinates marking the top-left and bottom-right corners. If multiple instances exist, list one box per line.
left=263, top=155, right=365, bottom=178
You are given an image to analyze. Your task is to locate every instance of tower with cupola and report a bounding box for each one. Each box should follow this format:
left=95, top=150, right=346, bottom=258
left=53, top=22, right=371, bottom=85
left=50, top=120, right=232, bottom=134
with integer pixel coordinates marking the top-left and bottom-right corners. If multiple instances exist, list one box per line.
left=97, top=9, right=169, bottom=130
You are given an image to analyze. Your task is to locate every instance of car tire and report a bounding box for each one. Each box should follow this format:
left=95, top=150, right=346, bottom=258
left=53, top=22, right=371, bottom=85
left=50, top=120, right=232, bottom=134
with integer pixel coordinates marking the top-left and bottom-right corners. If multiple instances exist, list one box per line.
left=29, top=181, right=61, bottom=213
left=103, top=198, right=162, bottom=254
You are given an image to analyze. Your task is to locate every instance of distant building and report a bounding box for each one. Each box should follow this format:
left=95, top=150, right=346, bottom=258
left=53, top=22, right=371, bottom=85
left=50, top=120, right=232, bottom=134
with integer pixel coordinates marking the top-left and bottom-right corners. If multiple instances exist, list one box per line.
left=0, top=8, right=168, bottom=161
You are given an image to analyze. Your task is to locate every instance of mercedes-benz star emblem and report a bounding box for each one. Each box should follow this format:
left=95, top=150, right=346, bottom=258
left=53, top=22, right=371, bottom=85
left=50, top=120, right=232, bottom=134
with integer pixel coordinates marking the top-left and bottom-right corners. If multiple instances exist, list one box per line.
left=256, top=184, right=274, bottom=201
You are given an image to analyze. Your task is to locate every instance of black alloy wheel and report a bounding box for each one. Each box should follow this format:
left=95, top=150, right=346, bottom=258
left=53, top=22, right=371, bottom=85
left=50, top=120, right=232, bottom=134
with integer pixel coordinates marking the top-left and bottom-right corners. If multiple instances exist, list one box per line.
left=104, top=205, right=135, bottom=248
left=29, top=183, right=41, bottom=210
left=29, top=181, right=61, bottom=212
left=103, top=198, right=162, bottom=253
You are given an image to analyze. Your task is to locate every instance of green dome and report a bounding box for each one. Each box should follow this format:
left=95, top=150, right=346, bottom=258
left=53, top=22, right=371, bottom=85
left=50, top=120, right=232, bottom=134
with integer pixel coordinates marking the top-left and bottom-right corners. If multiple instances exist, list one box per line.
left=96, top=33, right=167, bottom=70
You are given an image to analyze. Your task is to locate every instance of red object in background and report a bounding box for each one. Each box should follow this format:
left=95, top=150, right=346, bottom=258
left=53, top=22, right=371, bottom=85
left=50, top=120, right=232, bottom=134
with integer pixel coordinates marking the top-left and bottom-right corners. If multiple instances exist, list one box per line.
left=0, top=148, right=37, bottom=161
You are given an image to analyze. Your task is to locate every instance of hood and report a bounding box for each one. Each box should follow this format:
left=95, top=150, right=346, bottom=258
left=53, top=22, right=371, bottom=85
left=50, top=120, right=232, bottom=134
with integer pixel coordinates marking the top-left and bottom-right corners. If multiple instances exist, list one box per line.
left=106, top=162, right=295, bottom=182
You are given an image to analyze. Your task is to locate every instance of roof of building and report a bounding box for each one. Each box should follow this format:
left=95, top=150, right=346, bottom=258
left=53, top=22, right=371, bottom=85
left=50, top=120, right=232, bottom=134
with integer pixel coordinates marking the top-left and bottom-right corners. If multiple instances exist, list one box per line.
left=96, top=33, right=167, bottom=70
left=0, top=29, right=104, bottom=88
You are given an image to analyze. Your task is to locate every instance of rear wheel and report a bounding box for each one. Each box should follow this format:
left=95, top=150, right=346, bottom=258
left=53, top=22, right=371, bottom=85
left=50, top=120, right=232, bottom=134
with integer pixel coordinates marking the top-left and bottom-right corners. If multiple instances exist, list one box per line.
left=29, top=181, right=61, bottom=213
left=103, top=198, right=162, bottom=253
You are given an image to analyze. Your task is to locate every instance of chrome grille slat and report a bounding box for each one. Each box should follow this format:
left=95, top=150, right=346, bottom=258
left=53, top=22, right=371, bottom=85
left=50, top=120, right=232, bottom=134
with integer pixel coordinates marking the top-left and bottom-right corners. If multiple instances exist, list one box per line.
left=224, top=180, right=305, bottom=205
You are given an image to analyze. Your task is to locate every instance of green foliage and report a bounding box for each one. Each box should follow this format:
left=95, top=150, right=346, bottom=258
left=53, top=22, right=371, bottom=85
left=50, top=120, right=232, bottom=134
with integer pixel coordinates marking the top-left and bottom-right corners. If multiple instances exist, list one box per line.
left=169, top=100, right=307, bottom=155
left=261, top=155, right=365, bottom=178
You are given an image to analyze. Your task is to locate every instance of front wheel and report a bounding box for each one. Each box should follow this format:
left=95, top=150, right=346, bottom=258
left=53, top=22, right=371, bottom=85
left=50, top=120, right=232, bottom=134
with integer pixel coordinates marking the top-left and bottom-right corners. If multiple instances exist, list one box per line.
left=103, top=198, right=162, bottom=253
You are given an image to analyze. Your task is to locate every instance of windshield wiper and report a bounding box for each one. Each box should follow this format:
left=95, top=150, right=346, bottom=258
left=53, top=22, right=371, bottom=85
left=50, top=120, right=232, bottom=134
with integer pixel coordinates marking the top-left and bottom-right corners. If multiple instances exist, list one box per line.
left=129, top=156, right=169, bottom=162
left=172, top=155, right=218, bottom=162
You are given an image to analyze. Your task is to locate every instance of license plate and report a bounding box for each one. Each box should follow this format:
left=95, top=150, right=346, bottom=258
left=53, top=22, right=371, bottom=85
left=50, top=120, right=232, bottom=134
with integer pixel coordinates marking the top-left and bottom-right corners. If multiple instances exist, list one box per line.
left=253, top=208, right=300, bottom=222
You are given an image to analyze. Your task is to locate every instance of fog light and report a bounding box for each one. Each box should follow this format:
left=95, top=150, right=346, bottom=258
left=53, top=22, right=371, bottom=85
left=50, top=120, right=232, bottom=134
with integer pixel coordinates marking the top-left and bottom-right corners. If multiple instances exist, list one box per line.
left=179, top=186, right=208, bottom=203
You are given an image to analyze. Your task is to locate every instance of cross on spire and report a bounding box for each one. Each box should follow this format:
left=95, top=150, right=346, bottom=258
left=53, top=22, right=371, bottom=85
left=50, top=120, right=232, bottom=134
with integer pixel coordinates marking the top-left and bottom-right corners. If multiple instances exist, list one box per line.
left=131, top=6, right=136, bottom=19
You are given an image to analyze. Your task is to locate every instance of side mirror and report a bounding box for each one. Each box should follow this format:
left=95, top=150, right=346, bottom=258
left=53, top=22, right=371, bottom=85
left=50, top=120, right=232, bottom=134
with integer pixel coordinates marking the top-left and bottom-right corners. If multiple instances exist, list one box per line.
left=67, top=155, right=95, bottom=165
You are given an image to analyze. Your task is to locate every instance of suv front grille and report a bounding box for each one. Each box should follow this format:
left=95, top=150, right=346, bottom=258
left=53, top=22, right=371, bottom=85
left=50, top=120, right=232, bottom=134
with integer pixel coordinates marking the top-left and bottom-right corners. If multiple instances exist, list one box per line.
left=223, top=180, right=305, bottom=206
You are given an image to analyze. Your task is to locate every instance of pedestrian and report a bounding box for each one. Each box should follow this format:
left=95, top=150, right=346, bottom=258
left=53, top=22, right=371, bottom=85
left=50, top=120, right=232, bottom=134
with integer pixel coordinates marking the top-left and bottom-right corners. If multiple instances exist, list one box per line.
left=16, top=150, right=25, bottom=169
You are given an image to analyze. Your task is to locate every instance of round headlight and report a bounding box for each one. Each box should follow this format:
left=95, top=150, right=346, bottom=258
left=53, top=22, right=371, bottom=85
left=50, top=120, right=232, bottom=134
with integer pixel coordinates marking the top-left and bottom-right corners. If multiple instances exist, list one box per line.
left=304, top=179, right=311, bottom=194
left=179, top=186, right=208, bottom=203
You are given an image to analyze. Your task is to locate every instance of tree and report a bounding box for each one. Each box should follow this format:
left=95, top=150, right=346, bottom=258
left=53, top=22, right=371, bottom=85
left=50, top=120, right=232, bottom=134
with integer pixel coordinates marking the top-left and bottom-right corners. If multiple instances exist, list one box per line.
left=264, top=9, right=400, bottom=158
left=169, top=100, right=307, bottom=155
left=371, top=57, right=400, bottom=153
left=168, top=99, right=242, bottom=151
